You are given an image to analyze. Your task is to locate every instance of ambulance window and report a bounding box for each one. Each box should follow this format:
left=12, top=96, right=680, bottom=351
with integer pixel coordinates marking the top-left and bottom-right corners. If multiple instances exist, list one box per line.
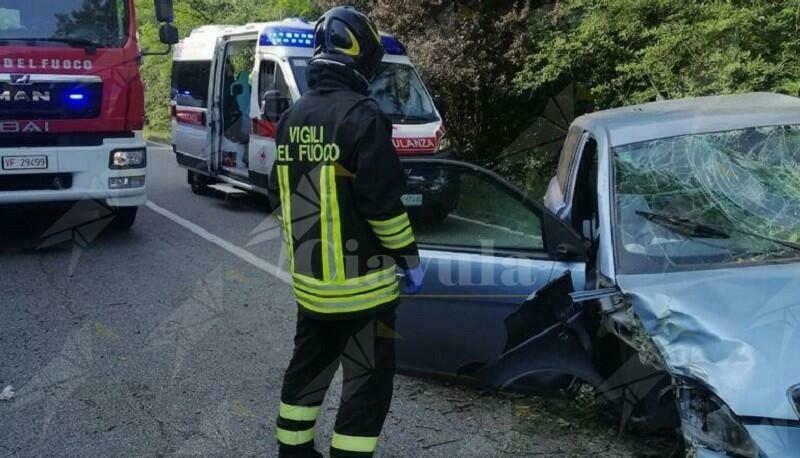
left=259, top=60, right=292, bottom=101
left=275, top=66, right=290, bottom=98
left=289, top=58, right=311, bottom=94
left=171, top=61, right=211, bottom=108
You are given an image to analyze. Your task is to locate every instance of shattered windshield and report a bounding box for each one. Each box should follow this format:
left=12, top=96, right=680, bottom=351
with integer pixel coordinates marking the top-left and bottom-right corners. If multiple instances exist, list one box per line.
left=614, top=125, right=800, bottom=272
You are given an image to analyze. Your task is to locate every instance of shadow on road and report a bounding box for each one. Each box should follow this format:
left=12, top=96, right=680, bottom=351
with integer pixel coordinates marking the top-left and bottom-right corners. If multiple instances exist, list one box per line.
left=0, top=202, right=130, bottom=255
left=204, top=190, right=275, bottom=215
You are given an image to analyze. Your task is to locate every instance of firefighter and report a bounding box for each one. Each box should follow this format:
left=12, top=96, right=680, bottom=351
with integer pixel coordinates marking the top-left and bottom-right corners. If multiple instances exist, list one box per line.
left=270, top=6, right=424, bottom=457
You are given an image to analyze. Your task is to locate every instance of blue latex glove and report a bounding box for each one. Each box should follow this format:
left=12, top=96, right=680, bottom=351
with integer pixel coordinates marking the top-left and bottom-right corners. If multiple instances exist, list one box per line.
left=401, top=265, right=424, bottom=295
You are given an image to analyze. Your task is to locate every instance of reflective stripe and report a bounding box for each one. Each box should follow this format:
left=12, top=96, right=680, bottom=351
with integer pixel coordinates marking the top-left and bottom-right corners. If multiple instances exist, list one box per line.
left=328, top=166, right=345, bottom=280
left=296, top=282, right=400, bottom=314
left=320, top=165, right=332, bottom=280
left=279, top=402, right=320, bottom=422
left=295, top=282, right=399, bottom=306
left=276, top=427, right=315, bottom=446
left=320, top=165, right=344, bottom=282
left=367, top=213, right=410, bottom=232
left=377, top=226, right=415, bottom=250
left=293, top=266, right=397, bottom=296
left=367, top=213, right=415, bottom=250
left=277, top=166, right=294, bottom=271
left=331, top=433, right=379, bottom=453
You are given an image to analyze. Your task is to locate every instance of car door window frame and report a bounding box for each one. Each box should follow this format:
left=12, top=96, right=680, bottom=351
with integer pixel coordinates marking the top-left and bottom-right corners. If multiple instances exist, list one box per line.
left=401, top=158, right=584, bottom=262
left=556, top=126, right=585, bottom=195
left=564, top=131, right=593, bottom=206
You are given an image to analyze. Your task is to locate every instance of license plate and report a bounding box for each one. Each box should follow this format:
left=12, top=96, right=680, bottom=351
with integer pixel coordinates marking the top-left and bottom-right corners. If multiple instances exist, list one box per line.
left=402, top=194, right=423, bottom=207
left=2, top=155, right=48, bottom=170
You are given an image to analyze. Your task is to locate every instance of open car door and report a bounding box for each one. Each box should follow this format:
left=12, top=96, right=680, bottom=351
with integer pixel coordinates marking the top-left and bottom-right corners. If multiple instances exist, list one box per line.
left=395, top=159, right=602, bottom=392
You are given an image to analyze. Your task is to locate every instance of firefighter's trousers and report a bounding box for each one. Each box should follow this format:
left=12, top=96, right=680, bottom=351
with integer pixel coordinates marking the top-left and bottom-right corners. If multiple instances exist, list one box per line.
left=276, top=307, right=397, bottom=457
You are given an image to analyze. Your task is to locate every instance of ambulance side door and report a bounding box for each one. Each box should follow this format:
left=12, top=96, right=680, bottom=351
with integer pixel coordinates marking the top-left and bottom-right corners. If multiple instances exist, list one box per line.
left=248, top=57, right=294, bottom=189
left=207, top=35, right=229, bottom=173
left=170, top=58, right=213, bottom=168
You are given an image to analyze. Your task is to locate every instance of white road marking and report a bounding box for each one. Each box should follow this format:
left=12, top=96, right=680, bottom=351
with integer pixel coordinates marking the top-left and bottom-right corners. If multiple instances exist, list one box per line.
left=145, top=200, right=292, bottom=284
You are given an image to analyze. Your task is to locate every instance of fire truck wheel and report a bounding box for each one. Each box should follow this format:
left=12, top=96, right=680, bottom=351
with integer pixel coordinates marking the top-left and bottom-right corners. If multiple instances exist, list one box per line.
left=112, top=207, right=138, bottom=230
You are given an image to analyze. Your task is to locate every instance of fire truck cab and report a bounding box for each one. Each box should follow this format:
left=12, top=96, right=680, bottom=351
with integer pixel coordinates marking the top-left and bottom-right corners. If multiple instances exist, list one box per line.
left=0, top=0, right=177, bottom=228
left=171, top=19, right=448, bottom=198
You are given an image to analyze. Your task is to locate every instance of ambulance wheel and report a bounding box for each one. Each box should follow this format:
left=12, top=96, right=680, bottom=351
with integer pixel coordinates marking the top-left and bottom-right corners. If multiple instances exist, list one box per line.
left=189, top=170, right=211, bottom=195
left=112, top=206, right=138, bottom=230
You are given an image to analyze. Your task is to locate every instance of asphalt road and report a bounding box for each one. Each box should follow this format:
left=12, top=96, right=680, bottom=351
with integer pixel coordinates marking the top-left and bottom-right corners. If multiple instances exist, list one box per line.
left=0, top=144, right=675, bottom=457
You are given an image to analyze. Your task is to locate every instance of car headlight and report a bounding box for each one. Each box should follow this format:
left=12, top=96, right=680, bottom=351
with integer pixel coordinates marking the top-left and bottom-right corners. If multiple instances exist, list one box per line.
left=435, top=131, right=451, bottom=153
left=677, top=383, right=760, bottom=457
left=110, top=148, right=147, bottom=169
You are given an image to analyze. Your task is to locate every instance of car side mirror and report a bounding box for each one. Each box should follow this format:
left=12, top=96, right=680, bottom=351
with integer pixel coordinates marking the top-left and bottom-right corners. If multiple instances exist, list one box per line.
left=159, top=23, right=179, bottom=45
left=542, top=211, right=586, bottom=261
left=154, top=0, right=175, bottom=23
left=261, top=90, right=292, bottom=123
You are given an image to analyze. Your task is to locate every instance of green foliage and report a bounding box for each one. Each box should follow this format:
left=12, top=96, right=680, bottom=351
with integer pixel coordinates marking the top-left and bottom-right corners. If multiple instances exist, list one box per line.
left=516, top=0, right=800, bottom=109
left=357, top=1, right=537, bottom=163
left=135, top=0, right=800, bottom=195
left=134, top=0, right=320, bottom=136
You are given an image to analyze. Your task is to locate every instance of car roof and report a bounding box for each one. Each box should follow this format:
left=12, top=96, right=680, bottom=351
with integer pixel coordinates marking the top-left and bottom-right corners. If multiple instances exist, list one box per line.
left=573, top=92, right=800, bottom=147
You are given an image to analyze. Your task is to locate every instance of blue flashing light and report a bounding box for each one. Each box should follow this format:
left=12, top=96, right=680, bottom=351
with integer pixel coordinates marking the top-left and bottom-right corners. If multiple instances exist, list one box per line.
left=259, top=25, right=406, bottom=56
left=65, top=90, right=89, bottom=109
left=381, top=35, right=406, bottom=56
left=259, top=26, right=315, bottom=48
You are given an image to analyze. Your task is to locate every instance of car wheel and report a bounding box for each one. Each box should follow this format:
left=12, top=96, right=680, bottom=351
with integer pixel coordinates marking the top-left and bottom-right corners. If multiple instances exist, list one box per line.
left=189, top=170, right=211, bottom=195
left=111, top=206, right=138, bottom=230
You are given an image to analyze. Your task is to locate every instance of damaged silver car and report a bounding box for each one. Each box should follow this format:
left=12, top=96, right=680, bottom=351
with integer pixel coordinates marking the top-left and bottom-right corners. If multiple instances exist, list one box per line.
left=396, top=93, right=800, bottom=456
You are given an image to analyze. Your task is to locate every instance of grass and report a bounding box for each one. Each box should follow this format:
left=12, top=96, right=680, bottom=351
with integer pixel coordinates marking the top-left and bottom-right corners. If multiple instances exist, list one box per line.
left=143, top=125, right=171, bottom=144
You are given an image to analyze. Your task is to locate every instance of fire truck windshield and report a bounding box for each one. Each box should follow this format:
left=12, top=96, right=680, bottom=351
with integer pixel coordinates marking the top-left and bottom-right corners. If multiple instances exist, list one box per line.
left=0, top=0, right=129, bottom=48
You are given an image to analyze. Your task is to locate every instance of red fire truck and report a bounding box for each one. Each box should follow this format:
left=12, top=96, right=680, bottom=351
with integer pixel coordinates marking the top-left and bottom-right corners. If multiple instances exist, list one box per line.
left=0, top=0, right=177, bottom=227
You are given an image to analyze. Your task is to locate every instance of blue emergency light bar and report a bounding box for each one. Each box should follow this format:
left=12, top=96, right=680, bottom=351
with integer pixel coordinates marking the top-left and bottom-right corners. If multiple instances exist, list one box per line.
left=380, top=35, right=406, bottom=56
left=259, top=27, right=314, bottom=47
left=259, top=25, right=407, bottom=56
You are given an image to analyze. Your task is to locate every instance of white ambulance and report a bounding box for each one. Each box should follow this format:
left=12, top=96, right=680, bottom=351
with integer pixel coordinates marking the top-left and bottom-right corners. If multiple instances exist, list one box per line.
left=170, top=19, right=448, bottom=197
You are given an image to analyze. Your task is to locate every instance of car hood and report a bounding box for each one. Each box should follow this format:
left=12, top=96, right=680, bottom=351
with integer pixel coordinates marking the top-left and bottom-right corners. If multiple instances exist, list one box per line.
left=617, top=262, right=800, bottom=420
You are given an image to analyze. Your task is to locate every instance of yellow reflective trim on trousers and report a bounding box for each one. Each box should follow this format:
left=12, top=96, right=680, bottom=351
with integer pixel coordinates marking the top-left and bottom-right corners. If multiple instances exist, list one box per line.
left=367, top=213, right=410, bottom=231
left=278, top=166, right=294, bottom=272
left=279, top=402, right=320, bottom=422
left=296, top=283, right=400, bottom=314
left=331, top=433, right=379, bottom=453
left=320, top=165, right=344, bottom=282
left=276, top=427, right=315, bottom=446
left=376, top=226, right=415, bottom=249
